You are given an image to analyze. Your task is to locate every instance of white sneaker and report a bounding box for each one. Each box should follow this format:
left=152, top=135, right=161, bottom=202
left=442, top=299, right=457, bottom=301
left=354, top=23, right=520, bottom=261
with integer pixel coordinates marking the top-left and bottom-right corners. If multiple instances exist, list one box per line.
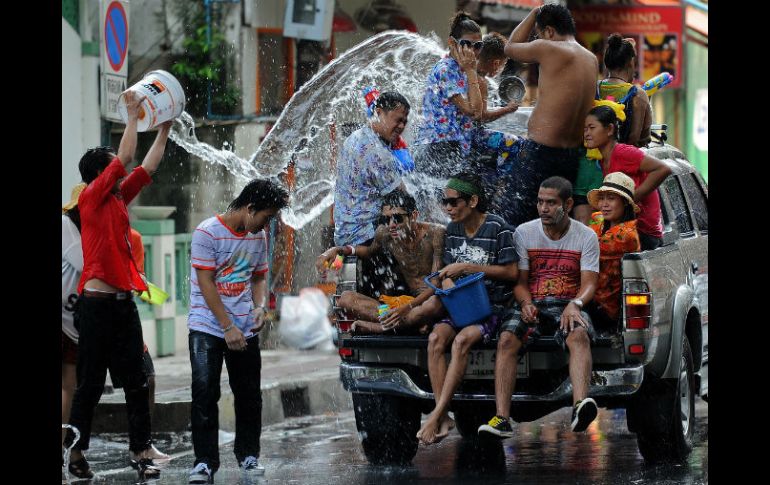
left=188, top=462, right=213, bottom=484
left=240, top=456, right=265, bottom=476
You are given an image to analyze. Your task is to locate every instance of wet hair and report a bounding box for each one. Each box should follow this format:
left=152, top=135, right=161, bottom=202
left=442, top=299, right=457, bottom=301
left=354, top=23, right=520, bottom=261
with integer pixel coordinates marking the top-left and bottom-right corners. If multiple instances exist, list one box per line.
left=449, top=11, right=481, bottom=39
left=478, top=32, right=507, bottom=63
left=588, top=105, right=620, bottom=140
left=535, top=4, right=576, bottom=36
left=228, top=179, right=290, bottom=213
left=540, top=176, right=573, bottom=203
left=604, top=33, right=636, bottom=70
left=375, top=91, right=410, bottom=113
left=79, top=146, right=116, bottom=184
left=449, top=171, right=488, bottom=212
left=64, top=206, right=81, bottom=232
left=382, top=189, right=417, bottom=214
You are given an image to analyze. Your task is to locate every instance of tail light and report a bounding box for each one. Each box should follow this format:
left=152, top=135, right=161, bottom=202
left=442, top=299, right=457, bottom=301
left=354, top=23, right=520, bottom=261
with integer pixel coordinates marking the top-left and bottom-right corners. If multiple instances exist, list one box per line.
left=623, top=280, right=651, bottom=330
left=339, top=347, right=354, bottom=360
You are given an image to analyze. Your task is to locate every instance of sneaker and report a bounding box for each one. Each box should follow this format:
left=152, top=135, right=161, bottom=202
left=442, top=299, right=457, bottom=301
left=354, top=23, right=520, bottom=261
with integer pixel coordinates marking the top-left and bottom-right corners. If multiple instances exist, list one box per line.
left=189, top=462, right=214, bottom=484
left=571, top=397, right=598, bottom=432
left=477, top=415, right=514, bottom=438
left=240, top=456, right=265, bottom=476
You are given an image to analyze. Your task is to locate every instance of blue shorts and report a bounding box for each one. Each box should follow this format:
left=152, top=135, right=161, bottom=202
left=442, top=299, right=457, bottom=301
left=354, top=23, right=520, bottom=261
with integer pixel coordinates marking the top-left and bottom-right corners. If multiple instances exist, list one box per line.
left=435, top=305, right=505, bottom=344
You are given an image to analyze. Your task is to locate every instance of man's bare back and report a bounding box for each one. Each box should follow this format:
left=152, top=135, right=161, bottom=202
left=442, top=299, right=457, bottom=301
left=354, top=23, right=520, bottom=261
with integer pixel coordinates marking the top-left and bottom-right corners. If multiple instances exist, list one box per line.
left=528, top=41, right=597, bottom=148
left=372, top=222, right=445, bottom=295
left=504, top=5, right=598, bottom=149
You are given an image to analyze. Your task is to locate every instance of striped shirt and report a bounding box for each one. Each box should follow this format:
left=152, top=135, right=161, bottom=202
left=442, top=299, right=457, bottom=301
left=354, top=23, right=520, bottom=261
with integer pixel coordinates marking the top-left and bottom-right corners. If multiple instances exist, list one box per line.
left=188, top=215, right=268, bottom=339
left=442, top=213, right=518, bottom=304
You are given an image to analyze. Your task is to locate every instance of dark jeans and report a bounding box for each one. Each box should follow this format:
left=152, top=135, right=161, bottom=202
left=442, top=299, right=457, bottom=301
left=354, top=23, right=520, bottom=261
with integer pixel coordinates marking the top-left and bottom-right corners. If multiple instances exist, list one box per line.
left=64, top=295, right=151, bottom=453
left=497, top=139, right=584, bottom=227
left=189, top=330, right=263, bottom=471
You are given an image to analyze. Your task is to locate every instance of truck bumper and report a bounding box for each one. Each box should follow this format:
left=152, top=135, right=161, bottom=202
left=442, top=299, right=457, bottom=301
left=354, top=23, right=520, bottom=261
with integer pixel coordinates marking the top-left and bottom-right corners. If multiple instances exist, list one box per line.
left=340, top=363, right=645, bottom=401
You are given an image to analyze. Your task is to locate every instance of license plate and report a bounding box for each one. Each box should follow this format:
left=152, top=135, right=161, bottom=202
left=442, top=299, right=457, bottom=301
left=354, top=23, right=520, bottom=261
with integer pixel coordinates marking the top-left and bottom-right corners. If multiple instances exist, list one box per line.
left=463, top=350, right=529, bottom=379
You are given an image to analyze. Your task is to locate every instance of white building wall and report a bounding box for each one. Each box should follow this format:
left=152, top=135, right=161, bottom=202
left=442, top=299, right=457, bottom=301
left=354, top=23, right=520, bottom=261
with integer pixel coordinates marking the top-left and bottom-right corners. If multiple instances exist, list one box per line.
left=63, top=18, right=83, bottom=205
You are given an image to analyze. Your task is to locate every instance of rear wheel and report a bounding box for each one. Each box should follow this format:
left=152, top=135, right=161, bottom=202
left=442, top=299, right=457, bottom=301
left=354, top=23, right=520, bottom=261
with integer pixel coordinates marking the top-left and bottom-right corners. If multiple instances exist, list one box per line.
left=627, top=335, right=695, bottom=463
left=352, top=393, right=421, bottom=465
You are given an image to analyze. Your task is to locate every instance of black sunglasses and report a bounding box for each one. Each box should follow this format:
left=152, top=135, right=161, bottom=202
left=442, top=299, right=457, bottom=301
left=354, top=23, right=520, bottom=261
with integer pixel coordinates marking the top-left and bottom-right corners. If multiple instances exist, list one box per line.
left=378, top=213, right=408, bottom=225
left=441, top=196, right=468, bottom=207
left=452, top=37, right=483, bottom=50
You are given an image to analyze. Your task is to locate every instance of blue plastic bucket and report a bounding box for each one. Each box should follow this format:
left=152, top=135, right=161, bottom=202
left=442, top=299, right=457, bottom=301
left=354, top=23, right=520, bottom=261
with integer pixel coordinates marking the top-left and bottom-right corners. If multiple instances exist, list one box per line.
left=423, top=272, right=492, bottom=328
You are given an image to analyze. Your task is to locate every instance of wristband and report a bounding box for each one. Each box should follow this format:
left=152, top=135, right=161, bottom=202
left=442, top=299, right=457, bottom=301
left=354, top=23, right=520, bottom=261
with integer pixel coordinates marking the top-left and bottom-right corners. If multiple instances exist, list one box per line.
left=222, top=323, right=235, bottom=333
left=346, top=245, right=356, bottom=256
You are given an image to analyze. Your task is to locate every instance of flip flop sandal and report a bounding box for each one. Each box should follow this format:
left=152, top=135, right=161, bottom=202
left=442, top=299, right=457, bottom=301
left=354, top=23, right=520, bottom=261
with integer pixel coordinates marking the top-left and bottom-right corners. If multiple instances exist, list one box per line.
left=130, top=458, right=161, bottom=480
left=68, top=456, right=94, bottom=479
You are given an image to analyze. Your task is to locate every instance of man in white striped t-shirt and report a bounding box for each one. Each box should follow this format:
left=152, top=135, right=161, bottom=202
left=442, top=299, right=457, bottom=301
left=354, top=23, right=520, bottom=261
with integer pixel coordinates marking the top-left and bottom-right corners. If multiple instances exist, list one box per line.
left=187, top=179, right=288, bottom=484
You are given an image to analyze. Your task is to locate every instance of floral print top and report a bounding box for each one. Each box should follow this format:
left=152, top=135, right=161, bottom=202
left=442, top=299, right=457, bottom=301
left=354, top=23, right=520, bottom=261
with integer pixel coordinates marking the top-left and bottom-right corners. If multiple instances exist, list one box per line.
left=588, top=212, right=641, bottom=321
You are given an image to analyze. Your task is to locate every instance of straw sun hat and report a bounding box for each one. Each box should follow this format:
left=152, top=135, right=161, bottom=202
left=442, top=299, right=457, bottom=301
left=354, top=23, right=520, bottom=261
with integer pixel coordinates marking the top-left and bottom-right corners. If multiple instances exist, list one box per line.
left=62, top=182, right=87, bottom=213
left=587, top=172, right=640, bottom=213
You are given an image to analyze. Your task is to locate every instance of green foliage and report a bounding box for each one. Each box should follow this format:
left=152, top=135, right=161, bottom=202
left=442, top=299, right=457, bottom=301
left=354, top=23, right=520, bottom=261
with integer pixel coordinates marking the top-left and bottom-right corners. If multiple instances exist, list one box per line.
left=170, top=3, right=239, bottom=117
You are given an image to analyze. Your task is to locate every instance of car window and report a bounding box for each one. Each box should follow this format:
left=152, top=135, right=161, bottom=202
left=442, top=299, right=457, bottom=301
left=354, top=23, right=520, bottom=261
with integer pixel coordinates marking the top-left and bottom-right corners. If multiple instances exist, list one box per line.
left=681, top=173, right=708, bottom=232
left=662, top=177, right=694, bottom=235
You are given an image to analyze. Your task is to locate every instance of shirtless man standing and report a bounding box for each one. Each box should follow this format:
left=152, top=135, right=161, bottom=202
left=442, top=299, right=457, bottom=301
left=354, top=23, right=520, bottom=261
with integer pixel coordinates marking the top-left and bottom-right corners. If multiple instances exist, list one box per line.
left=498, top=4, right=598, bottom=227
left=316, top=189, right=445, bottom=334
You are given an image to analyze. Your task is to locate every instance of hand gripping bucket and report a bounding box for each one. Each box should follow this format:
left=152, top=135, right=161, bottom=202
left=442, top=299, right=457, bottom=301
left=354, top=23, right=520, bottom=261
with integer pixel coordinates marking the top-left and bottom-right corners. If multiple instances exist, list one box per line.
left=423, top=272, right=492, bottom=328
left=118, top=70, right=186, bottom=132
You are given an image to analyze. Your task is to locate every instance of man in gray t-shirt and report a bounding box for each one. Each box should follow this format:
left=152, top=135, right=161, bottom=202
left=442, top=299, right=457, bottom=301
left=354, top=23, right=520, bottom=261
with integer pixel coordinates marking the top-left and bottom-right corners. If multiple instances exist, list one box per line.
left=479, top=176, right=600, bottom=440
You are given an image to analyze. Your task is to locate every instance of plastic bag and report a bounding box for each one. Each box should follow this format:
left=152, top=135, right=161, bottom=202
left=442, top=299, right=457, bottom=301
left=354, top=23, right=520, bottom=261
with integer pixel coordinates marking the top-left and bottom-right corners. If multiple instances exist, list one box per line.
left=278, top=287, right=333, bottom=350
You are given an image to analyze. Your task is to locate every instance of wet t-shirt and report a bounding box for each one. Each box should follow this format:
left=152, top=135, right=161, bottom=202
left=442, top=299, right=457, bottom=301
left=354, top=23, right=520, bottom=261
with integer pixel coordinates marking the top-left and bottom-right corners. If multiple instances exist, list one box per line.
left=188, top=216, right=268, bottom=339
left=514, top=218, right=599, bottom=301
left=334, top=125, right=403, bottom=246
left=442, top=213, right=518, bottom=304
left=416, top=56, right=474, bottom=152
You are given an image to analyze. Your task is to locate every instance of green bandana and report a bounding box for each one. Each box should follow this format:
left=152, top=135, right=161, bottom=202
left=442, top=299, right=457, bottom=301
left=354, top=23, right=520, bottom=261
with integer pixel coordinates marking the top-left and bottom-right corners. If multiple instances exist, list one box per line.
left=446, top=178, right=480, bottom=196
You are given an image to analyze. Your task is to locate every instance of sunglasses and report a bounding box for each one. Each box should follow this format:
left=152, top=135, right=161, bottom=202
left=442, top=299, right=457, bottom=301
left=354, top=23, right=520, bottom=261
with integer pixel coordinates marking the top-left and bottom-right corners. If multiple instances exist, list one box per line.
left=378, top=213, right=408, bottom=225
left=441, top=196, right=468, bottom=207
left=452, top=37, right=483, bottom=51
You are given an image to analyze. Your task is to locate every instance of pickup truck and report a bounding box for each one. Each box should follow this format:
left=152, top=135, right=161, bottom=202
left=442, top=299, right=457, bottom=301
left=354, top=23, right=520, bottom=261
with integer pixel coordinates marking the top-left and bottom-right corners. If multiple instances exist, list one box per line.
left=333, top=132, right=708, bottom=465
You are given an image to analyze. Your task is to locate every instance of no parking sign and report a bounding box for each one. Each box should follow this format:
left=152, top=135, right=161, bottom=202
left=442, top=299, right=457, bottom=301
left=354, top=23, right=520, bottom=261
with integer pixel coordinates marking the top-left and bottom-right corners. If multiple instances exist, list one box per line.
left=100, top=0, right=130, bottom=122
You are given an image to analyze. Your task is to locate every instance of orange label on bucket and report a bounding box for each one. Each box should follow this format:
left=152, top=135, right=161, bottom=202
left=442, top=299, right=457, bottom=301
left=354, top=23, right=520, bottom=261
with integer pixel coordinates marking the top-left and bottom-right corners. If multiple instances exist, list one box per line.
left=138, top=107, right=146, bottom=120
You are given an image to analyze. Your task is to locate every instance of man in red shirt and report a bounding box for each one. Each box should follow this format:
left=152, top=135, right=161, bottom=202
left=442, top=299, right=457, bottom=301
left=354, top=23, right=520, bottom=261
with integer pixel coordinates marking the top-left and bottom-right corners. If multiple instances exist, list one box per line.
left=64, top=91, right=172, bottom=481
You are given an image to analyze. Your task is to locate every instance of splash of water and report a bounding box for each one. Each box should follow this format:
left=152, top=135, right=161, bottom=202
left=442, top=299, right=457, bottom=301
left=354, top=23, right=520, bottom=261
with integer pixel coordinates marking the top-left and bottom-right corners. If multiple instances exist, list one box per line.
left=62, top=424, right=81, bottom=482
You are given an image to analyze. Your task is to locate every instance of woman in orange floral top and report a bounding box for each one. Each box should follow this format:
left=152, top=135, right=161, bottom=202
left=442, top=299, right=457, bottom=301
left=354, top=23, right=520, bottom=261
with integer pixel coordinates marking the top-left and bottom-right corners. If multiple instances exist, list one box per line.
left=586, top=172, right=641, bottom=330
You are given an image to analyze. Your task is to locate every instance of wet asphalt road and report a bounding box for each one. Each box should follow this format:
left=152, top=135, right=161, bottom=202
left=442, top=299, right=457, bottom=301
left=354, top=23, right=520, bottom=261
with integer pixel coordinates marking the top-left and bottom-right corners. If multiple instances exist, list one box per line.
left=63, top=399, right=707, bottom=484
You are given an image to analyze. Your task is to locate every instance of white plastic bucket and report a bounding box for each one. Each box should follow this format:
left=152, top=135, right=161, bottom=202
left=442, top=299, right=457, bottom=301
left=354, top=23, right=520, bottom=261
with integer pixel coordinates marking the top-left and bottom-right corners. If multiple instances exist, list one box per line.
left=118, top=70, right=186, bottom=132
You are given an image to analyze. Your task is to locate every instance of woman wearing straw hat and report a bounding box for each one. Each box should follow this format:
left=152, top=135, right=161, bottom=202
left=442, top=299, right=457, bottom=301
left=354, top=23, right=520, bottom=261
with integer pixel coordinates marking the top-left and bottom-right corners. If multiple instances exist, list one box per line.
left=583, top=105, right=671, bottom=250
left=586, top=172, right=641, bottom=330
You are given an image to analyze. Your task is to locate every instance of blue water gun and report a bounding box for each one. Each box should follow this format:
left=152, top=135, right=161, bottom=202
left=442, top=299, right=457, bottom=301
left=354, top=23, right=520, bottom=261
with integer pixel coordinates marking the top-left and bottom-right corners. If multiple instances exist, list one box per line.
left=642, top=72, right=674, bottom=97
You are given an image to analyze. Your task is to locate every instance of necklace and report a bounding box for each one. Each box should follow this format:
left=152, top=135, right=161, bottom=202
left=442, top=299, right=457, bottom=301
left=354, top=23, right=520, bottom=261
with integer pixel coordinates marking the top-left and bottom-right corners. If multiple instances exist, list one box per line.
left=545, top=218, right=570, bottom=241
left=606, top=74, right=630, bottom=83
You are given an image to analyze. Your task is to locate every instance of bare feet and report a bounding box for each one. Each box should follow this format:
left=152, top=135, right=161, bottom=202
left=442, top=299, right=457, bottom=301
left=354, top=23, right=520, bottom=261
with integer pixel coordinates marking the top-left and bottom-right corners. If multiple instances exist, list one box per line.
left=351, top=320, right=384, bottom=334
left=147, top=443, right=170, bottom=461
left=417, top=413, right=455, bottom=445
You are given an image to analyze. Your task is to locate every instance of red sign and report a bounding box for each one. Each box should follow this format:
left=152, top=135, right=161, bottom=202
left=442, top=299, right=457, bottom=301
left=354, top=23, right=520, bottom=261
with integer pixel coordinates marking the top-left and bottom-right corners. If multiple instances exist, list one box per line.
left=573, top=6, right=684, bottom=88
